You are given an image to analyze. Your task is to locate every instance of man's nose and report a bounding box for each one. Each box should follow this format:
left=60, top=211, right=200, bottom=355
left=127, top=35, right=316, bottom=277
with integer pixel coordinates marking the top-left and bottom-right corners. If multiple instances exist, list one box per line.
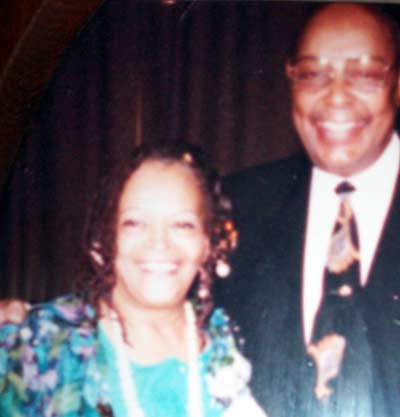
left=324, top=70, right=352, bottom=106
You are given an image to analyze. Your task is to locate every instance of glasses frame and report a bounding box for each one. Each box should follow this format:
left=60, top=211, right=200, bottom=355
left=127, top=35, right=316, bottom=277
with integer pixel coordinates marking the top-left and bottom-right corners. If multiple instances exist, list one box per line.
left=286, top=54, right=397, bottom=93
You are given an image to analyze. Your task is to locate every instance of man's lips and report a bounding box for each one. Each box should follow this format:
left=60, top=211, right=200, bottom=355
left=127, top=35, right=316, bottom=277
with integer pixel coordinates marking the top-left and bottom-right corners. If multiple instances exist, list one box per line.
left=313, top=118, right=368, bottom=141
left=317, top=120, right=362, bottom=132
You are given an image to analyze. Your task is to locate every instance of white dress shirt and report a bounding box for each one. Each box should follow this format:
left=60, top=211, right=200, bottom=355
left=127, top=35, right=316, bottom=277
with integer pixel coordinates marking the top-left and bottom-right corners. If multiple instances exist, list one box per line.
left=302, top=133, right=400, bottom=344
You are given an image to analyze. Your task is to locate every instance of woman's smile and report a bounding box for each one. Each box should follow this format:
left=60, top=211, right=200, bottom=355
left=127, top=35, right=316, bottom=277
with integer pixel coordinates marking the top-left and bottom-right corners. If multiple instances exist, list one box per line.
left=138, top=260, right=180, bottom=275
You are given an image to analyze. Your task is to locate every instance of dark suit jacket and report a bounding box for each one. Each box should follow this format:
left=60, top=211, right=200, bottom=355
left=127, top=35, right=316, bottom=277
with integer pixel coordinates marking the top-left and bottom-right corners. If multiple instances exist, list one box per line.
left=215, top=153, right=400, bottom=417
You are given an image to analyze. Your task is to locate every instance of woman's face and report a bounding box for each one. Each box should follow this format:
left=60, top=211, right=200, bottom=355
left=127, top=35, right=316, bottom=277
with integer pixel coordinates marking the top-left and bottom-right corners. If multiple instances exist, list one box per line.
left=112, top=160, right=210, bottom=310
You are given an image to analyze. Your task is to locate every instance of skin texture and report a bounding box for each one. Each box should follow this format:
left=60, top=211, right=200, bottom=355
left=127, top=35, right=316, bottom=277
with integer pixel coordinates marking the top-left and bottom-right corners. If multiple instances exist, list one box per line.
left=112, top=160, right=210, bottom=313
left=288, top=3, right=400, bottom=177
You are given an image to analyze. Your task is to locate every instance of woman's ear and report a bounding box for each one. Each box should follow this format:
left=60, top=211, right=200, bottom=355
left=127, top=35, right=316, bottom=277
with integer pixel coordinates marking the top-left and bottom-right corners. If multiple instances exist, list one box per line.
left=202, top=238, right=211, bottom=264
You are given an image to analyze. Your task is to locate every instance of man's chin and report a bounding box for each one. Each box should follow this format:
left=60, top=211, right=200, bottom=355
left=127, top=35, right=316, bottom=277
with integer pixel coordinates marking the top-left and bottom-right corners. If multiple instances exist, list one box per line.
left=315, top=151, right=362, bottom=177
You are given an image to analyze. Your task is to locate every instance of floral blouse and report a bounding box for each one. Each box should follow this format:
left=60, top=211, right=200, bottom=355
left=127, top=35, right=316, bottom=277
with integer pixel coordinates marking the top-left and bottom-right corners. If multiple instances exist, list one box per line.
left=0, top=295, right=266, bottom=417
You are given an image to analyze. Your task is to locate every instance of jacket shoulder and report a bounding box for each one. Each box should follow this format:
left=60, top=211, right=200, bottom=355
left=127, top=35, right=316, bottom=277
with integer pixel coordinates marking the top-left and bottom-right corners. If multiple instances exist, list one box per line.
left=222, top=153, right=310, bottom=215
left=223, top=153, right=309, bottom=194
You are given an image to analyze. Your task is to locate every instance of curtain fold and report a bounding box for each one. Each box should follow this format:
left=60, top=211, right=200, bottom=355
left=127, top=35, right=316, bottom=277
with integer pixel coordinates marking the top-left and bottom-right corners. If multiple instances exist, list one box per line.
left=0, top=1, right=353, bottom=299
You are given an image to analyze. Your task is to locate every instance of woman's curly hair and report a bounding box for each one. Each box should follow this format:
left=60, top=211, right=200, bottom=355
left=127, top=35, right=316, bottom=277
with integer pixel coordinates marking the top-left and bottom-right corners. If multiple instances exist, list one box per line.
left=78, top=141, right=237, bottom=328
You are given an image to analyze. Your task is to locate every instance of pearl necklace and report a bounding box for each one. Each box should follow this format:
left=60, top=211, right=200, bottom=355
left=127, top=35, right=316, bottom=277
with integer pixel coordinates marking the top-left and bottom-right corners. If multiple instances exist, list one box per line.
left=107, top=301, right=204, bottom=417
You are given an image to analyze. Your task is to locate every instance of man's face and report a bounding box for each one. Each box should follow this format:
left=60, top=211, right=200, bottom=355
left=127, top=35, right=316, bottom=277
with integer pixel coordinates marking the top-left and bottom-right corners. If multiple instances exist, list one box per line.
left=288, top=5, right=400, bottom=177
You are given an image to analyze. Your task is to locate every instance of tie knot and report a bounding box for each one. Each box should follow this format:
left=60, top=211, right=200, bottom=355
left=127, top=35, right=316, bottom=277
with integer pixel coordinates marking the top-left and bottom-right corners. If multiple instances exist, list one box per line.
left=335, top=181, right=355, bottom=195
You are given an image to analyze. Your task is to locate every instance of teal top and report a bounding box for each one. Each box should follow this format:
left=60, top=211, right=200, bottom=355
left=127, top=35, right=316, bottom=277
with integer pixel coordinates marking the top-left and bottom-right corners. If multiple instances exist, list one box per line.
left=98, top=326, right=222, bottom=417
left=0, top=295, right=255, bottom=417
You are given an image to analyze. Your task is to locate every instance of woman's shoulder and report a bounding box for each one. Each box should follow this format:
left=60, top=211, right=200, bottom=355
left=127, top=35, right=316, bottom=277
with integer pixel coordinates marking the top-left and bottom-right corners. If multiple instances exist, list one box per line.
left=28, top=294, right=95, bottom=325
left=204, top=307, right=258, bottom=410
left=206, top=306, right=245, bottom=376
left=0, top=294, right=97, bottom=362
left=0, top=295, right=99, bottom=416
left=206, top=307, right=268, bottom=416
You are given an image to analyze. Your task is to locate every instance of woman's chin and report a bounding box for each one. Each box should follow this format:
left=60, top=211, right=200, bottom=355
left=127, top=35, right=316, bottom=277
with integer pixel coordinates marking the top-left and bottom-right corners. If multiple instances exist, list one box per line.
left=128, top=291, right=187, bottom=310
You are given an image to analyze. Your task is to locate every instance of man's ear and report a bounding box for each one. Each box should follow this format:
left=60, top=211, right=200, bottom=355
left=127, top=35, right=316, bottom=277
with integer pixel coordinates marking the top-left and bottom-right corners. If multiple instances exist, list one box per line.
left=285, top=59, right=293, bottom=80
left=394, top=69, right=400, bottom=105
left=89, top=241, right=105, bottom=266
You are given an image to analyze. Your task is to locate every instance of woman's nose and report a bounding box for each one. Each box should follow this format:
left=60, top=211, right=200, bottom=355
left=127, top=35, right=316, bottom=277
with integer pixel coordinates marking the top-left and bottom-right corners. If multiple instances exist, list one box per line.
left=146, top=224, right=169, bottom=249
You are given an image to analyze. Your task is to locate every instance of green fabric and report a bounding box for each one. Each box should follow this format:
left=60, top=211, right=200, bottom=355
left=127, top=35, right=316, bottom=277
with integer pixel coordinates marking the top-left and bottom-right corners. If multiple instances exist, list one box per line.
left=0, top=295, right=245, bottom=417
left=99, top=326, right=223, bottom=417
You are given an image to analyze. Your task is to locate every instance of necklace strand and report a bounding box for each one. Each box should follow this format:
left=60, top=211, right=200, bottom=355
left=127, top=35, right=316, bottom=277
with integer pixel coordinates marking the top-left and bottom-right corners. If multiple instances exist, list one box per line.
left=108, top=301, right=204, bottom=417
left=185, top=301, right=204, bottom=417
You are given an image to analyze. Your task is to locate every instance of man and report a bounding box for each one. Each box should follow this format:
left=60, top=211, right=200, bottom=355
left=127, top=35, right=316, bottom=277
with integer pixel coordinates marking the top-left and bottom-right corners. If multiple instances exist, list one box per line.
left=217, top=3, right=400, bottom=417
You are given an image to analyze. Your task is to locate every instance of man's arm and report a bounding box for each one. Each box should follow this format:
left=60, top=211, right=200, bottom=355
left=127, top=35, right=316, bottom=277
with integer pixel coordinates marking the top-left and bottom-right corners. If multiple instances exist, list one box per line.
left=0, top=299, right=30, bottom=324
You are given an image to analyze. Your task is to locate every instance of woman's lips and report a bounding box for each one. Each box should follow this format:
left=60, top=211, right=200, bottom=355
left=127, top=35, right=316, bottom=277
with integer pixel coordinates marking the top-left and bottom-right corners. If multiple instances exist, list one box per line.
left=139, top=261, right=179, bottom=274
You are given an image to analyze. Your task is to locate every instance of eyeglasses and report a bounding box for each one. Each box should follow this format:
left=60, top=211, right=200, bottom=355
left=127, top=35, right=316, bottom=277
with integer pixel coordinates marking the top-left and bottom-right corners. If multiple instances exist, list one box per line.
left=286, top=55, right=396, bottom=93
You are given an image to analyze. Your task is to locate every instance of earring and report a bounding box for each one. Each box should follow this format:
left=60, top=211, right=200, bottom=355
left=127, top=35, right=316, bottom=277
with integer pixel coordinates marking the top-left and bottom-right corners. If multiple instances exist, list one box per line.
left=89, top=241, right=105, bottom=266
left=198, top=284, right=210, bottom=300
left=215, top=259, right=231, bottom=278
left=182, top=152, right=194, bottom=164
left=197, top=268, right=211, bottom=300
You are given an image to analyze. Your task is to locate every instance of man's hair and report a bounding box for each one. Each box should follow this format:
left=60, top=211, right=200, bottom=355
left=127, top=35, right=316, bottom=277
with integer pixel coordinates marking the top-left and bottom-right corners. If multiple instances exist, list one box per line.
left=287, top=3, right=400, bottom=67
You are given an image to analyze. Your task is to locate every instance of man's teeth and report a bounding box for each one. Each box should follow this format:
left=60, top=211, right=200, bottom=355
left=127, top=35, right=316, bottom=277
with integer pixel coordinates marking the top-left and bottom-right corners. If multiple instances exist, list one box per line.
left=319, top=121, right=358, bottom=132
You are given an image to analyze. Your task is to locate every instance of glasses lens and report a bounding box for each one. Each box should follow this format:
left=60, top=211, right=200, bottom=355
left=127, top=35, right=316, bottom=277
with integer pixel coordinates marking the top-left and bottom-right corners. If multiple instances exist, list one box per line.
left=346, top=59, right=389, bottom=91
left=289, top=56, right=391, bottom=92
left=289, top=58, right=329, bottom=89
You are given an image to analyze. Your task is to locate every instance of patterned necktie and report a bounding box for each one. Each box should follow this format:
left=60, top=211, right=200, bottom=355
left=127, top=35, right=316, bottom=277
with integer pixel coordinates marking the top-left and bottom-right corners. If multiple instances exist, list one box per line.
left=309, top=182, right=363, bottom=403
left=325, top=181, right=360, bottom=296
left=312, top=181, right=361, bottom=342
left=309, top=181, right=376, bottom=414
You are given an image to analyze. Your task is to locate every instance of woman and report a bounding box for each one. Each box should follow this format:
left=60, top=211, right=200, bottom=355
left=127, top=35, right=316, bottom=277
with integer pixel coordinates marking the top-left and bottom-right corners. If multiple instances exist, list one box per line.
left=0, top=142, right=266, bottom=417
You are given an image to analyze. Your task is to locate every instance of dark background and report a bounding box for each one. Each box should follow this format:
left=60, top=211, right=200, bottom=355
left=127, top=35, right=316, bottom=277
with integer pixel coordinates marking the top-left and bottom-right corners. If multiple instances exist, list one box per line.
left=1, top=1, right=400, bottom=300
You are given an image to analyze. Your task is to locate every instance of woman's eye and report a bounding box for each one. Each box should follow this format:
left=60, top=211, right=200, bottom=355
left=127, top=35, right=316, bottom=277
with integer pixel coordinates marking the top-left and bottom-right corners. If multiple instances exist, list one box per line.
left=173, top=221, right=196, bottom=230
left=121, top=219, right=141, bottom=228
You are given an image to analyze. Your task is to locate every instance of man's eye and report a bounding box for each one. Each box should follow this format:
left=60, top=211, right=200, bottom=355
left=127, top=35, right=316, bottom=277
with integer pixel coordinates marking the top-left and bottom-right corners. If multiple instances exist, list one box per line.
left=298, top=69, right=325, bottom=82
left=349, top=69, right=382, bottom=82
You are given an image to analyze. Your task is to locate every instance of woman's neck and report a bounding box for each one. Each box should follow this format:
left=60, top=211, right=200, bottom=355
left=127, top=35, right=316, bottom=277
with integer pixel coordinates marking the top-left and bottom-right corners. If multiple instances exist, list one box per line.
left=99, top=298, right=192, bottom=365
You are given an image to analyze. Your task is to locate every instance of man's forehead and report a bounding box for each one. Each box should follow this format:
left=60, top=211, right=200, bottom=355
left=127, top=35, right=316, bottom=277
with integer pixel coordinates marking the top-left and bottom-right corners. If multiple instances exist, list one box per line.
left=296, top=4, right=396, bottom=59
